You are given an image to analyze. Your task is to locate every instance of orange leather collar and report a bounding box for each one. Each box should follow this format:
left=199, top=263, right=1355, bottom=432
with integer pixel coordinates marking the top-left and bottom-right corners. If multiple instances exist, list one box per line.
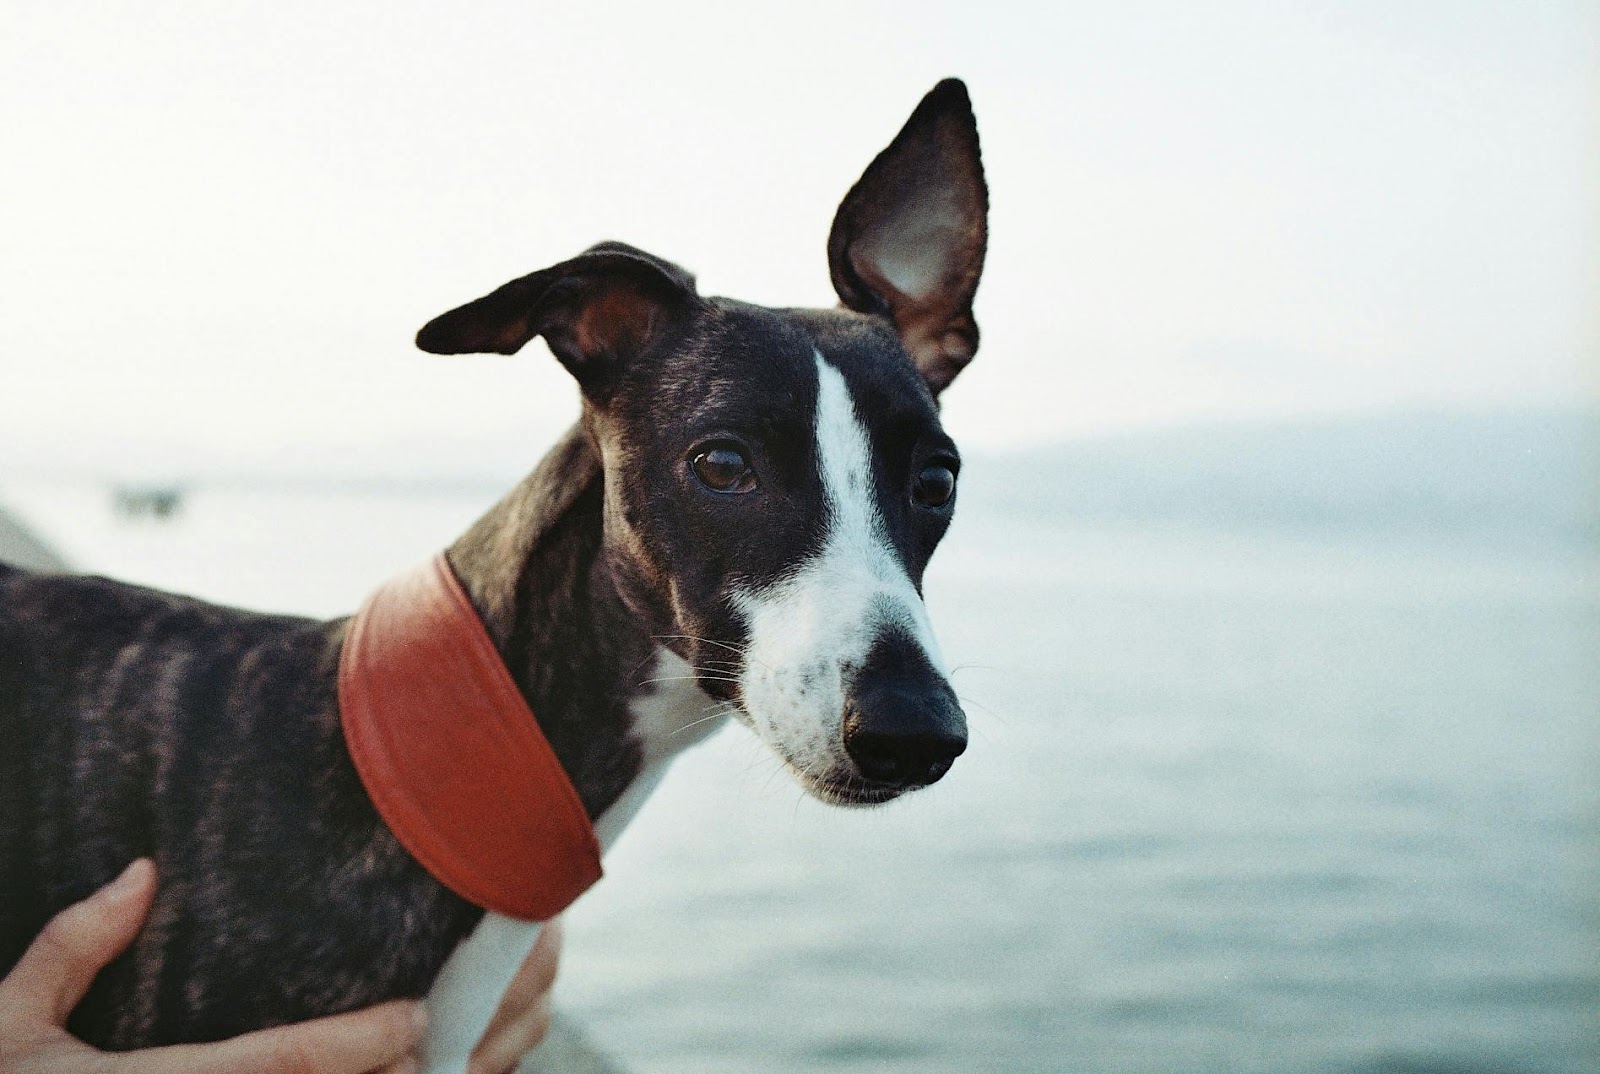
left=338, top=553, right=601, bottom=921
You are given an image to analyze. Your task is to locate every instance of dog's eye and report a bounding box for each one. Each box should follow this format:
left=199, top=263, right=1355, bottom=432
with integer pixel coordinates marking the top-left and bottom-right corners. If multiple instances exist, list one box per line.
left=691, top=445, right=757, bottom=494
left=912, top=463, right=957, bottom=508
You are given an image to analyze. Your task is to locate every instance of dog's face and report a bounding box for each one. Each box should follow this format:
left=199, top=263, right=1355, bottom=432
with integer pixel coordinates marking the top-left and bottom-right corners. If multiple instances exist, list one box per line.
left=417, top=80, right=987, bottom=805
left=596, top=303, right=965, bottom=804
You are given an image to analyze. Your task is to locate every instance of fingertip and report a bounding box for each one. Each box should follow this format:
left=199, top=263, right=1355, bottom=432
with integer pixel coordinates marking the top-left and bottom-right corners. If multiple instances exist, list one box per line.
left=199, top=998, right=428, bottom=1074
left=92, top=858, right=158, bottom=939
left=408, top=1000, right=428, bottom=1041
left=101, top=858, right=156, bottom=905
left=374, top=998, right=426, bottom=1049
left=371, top=999, right=427, bottom=1048
left=5, top=859, right=159, bottom=1027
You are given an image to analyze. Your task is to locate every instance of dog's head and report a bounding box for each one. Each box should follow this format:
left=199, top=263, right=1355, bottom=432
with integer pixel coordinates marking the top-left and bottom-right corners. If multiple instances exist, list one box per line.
left=417, top=80, right=987, bottom=806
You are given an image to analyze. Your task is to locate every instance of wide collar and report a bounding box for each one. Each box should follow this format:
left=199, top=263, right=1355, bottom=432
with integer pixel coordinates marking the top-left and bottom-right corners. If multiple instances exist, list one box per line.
left=338, top=552, right=602, bottom=921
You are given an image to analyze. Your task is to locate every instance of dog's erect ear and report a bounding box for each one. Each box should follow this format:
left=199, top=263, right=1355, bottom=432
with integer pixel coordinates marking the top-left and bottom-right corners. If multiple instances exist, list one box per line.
left=828, top=79, right=988, bottom=397
left=416, top=242, right=698, bottom=398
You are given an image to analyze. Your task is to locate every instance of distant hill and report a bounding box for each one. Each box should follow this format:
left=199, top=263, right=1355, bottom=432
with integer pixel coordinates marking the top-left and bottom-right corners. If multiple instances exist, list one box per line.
left=4, top=409, right=1596, bottom=548
left=961, top=410, right=1599, bottom=547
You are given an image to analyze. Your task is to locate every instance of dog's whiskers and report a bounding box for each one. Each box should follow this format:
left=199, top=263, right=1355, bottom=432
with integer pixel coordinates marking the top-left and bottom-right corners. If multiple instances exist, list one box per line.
left=653, top=634, right=750, bottom=656
left=954, top=692, right=1005, bottom=725
left=670, top=707, right=737, bottom=738
left=636, top=673, right=742, bottom=688
left=953, top=692, right=994, bottom=714
left=652, top=634, right=774, bottom=673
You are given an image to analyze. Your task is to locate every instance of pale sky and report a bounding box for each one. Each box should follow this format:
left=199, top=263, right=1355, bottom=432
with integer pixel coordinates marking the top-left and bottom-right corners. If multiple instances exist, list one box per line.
left=2, top=1, right=1595, bottom=469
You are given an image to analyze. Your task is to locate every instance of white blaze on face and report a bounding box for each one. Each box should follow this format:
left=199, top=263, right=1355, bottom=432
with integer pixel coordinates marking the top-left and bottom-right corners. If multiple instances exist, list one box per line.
left=732, top=352, right=948, bottom=781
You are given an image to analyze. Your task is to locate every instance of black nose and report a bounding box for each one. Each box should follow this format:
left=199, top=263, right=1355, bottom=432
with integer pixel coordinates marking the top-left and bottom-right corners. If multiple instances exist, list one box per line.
left=842, top=632, right=967, bottom=788
left=843, top=702, right=967, bottom=787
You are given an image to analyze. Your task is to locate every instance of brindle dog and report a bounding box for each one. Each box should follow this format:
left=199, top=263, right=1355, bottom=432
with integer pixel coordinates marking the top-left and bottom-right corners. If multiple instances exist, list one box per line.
left=0, top=78, right=987, bottom=1051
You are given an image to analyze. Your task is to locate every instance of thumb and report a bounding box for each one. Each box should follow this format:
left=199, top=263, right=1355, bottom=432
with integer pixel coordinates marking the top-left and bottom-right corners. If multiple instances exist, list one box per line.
left=0, top=858, right=157, bottom=1028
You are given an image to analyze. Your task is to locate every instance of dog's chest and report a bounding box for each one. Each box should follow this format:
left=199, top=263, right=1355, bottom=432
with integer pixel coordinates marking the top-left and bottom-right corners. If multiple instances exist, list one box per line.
left=625, top=647, right=730, bottom=769
left=420, top=647, right=723, bottom=1074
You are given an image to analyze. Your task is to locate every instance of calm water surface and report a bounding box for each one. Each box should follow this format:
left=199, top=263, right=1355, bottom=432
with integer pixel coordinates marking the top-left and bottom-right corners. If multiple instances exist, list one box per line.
left=5, top=480, right=1596, bottom=1074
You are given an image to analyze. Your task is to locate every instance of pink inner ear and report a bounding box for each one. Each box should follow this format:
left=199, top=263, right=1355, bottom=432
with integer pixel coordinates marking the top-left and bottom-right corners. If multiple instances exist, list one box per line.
left=854, top=195, right=969, bottom=305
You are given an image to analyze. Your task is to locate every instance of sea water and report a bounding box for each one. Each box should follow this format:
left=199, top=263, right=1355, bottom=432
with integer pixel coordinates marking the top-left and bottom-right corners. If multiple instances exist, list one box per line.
left=3, top=478, right=1595, bottom=1074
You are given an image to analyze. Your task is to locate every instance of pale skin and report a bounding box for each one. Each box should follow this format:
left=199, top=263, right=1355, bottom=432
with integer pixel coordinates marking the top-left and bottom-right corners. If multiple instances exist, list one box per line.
left=0, top=860, right=561, bottom=1074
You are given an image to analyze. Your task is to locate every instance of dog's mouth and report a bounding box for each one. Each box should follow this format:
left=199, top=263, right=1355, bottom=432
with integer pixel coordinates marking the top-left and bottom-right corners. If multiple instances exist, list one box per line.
left=713, top=697, right=906, bottom=806
left=696, top=652, right=953, bottom=808
left=714, top=689, right=945, bottom=808
left=781, top=757, right=908, bottom=808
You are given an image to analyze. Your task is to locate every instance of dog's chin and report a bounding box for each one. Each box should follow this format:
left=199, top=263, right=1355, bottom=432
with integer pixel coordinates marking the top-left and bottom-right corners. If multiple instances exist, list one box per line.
left=731, top=705, right=908, bottom=806
left=788, top=764, right=907, bottom=808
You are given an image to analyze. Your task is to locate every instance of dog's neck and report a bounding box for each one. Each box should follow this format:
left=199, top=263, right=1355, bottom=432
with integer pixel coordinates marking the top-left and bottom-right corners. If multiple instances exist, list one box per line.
left=442, top=422, right=710, bottom=822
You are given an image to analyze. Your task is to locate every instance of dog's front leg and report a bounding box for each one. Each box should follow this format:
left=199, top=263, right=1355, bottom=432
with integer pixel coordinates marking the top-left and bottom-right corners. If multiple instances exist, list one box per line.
left=415, top=756, right=684, bottom=1071
left=420, top=913, right=543, bottom=1074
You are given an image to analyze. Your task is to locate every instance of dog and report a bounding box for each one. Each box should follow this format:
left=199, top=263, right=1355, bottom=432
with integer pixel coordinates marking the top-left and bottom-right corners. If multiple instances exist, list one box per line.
left=0, top=78, right=988, bottom=1072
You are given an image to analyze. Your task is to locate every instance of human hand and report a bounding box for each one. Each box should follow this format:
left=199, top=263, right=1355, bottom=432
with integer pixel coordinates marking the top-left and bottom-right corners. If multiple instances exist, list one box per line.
left=467, top=917, right=563, bottom=1074
left=0, top=859, right=426, bottom=1073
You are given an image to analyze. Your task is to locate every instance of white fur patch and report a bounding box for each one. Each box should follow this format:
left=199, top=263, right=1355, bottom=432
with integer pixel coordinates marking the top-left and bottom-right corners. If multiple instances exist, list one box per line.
left=731, top=352, right=946, bottom=789
left=420, top=648, right=723, bottom=1073
left=421, top=913, right=542, bottom=1074
left=627, top=648, right=731, bottom=768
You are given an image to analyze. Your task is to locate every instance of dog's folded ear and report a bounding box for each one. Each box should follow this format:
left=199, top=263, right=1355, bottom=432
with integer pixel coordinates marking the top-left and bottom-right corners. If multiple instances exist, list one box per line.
left=416, top=242, right=699, bottom=398
left=828, top=79, right=988, bottom=398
